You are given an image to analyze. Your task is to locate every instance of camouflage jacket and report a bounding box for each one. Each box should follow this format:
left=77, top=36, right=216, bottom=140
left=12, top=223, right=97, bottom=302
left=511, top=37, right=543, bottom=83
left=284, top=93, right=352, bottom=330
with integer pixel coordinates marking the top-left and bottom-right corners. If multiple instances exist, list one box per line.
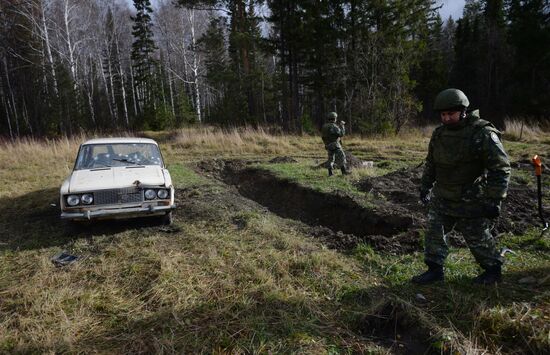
left=420, top=110, right=511, bottom=217
left=321, top=122, right=345, bottom=150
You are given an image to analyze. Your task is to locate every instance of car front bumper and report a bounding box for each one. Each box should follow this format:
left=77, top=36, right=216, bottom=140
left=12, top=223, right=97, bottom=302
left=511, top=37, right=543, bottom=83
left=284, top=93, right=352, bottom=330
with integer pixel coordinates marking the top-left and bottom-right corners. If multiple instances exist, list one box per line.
left=61, top=204, right=176, bottom=221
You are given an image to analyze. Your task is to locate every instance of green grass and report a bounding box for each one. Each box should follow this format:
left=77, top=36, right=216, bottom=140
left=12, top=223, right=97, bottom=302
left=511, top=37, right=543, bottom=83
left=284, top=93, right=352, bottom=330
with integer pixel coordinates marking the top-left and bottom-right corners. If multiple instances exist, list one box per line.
left=166, top=163, right=207, bottom=188
left=255, top=161, right=378, bottom=194
left=253, top=160, right=414, bottom=209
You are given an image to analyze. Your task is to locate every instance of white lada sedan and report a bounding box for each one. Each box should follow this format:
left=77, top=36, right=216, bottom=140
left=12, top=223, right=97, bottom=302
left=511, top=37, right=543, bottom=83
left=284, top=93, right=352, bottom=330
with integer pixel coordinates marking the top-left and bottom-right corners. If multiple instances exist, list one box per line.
left=60, top=138, right=176, bottom=224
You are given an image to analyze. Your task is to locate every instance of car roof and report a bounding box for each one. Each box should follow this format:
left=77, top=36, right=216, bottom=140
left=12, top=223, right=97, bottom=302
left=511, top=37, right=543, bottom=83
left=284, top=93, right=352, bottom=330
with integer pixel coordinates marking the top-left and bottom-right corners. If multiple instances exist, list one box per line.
left=82, top=137, right=159, bottom=145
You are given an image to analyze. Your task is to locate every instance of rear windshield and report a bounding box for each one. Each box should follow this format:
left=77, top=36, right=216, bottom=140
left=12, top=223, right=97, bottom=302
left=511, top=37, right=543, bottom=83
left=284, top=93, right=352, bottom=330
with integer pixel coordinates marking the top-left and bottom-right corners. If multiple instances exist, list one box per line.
left=74, top=143, right=163, bottom=170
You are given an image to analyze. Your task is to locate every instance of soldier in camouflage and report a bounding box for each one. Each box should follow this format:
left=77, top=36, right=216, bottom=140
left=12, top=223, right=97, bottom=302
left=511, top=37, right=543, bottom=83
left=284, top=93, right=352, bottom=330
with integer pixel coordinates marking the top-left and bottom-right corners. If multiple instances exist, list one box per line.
left=412, top=88, right=511, bottom=285
left=321, top=112, right=349, bottom=176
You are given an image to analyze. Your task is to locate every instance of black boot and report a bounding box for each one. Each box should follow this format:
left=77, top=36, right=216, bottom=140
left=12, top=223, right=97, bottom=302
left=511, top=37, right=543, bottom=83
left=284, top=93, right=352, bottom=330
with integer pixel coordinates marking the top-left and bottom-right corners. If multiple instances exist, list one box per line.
left=473, top=265, right=502, bottom=285
left=341, top=166, right=350, bottom=175
left=328, top=168, right=333, bottom=176
left=411, top=262, right=444, bottom=285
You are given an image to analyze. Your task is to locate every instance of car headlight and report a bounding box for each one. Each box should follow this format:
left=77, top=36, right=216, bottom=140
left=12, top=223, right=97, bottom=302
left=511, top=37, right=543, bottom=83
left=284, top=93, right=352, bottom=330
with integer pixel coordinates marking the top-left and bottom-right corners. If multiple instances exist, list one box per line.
left=157, top=189, right=169, bottom=199
left=144, top=189, right=156, bottom=200
left=66, top=195, right=80, bottom=206
left=81, top=193, right=94, bottom=205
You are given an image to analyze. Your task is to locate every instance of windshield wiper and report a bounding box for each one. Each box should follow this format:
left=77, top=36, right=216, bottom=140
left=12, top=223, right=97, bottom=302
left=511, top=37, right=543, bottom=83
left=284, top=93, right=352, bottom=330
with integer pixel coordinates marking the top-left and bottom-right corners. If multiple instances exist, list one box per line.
left=112, top=157, right=141, bottom=165
left=91, top=162, right=111, bottom=168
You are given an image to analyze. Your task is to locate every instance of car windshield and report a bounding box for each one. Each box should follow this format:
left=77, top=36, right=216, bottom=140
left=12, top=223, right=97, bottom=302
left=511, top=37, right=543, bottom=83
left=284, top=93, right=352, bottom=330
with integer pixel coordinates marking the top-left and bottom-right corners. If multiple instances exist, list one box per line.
left=74, top=143, right=164, bottom=170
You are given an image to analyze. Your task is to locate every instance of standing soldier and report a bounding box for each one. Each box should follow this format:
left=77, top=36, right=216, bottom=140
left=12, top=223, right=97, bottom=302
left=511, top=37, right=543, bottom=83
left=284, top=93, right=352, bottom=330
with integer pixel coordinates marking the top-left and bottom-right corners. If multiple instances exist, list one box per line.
left=412, top=89, right=511, bottom=285
left=322, top=112, right=349, bottom=176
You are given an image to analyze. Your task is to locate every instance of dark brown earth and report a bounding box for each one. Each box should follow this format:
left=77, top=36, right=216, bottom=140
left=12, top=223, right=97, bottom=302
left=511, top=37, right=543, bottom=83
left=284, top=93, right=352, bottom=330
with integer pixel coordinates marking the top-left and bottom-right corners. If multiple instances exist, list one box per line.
left=269, top=156, right=298, bottom=164
left=360, top=300, right=436, bottom=354
left=195, top=159, right=420, bottom=253
left=193, top=158, right=547, bottom=255
left=318, top=151, right=368, bottom=169
left=358, top=165, right=548, bottom=237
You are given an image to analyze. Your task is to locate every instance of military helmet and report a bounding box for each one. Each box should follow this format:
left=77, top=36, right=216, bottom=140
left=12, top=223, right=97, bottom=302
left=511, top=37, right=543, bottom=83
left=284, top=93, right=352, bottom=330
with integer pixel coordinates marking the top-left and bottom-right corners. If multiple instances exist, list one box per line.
left=434, top=89, right=470, bottom=111
left=327, top=112, right=338, bottom=121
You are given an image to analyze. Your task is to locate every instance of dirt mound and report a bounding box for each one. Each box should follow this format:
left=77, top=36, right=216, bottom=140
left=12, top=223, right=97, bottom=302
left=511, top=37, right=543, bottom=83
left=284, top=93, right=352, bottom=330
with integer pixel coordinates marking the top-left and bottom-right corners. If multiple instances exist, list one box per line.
left=269, top=156, right=298, bottom=164
left=358, top=166, right=424, bottom=211
left=196, top=158, right=249, bottom=177
left=308, top=226, right=421, bottom=254
left=318, top=151, right=370, bottom=169
left=496, top=185, right=543, bottom=235
left=197, top=160, right=420, bottom=253
left=360, top=300, right=435, bottom=354
left=346, top=151, right=367, bottom=169
left=357, top=164, right=546, bottom=236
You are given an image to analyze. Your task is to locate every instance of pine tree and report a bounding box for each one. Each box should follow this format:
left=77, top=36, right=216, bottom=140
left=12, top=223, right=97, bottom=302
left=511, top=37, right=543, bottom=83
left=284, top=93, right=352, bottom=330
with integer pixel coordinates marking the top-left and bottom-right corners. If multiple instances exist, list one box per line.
left=414, top=14, right=452, bottom=121
left=506, top=0, right=550, bottom=118
left=131, top=0, right=158, bottom=125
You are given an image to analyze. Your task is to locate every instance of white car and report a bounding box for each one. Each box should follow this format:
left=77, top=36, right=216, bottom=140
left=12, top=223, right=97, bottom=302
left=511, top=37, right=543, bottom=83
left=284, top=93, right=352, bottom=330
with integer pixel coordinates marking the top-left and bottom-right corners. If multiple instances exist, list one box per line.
left=60, top=138, right=176, bottom=224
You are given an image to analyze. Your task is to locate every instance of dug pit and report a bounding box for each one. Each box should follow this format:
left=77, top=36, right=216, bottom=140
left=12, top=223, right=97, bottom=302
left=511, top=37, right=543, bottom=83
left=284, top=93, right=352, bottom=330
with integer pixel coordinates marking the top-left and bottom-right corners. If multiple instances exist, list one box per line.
left=360, top=300, right=437, bottom=354
left=196, top=159, right=547, bottom=253
left=196, top=159, right=421, bottom=253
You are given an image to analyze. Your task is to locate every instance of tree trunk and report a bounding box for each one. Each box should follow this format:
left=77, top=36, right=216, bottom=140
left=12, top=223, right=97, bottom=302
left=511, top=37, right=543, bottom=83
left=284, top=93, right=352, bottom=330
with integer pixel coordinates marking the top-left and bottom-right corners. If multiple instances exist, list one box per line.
left=3, top=57, right=20, bottom=136
left=187, top=9, right=202, bottom=123
left=99, top=54, right=115, bottom=124
left=115, top=39, right=130, bottom=127
left=105, top=44, right=118, bottom=123
left=129, top=60, right=139, bottom=115
left=62, top=0, right=77, bottom=88
left=40, top=0, right=59, bottom=96
left=0, top=72, right=14, bottom=139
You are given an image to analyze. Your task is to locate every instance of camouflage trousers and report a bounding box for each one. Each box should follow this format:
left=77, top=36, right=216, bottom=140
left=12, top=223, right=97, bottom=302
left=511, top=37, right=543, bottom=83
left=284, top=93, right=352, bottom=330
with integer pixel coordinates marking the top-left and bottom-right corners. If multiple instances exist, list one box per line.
left=424, top=208, right=503, bottom=269
left=327, top=147, right=347, bottom=170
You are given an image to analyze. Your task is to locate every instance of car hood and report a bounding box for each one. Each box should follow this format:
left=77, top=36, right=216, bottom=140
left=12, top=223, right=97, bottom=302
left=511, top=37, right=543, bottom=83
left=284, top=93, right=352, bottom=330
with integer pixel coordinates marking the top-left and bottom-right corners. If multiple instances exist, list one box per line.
left=69, top=166, right=166, bottom=192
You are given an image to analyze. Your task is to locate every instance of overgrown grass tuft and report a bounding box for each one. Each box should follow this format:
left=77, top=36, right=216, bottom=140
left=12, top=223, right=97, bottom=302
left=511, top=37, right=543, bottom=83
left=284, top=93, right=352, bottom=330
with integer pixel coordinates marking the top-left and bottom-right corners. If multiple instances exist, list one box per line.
left=172, top=126, right=302, bottom=156
left=503, top=119, right=544, bottom=142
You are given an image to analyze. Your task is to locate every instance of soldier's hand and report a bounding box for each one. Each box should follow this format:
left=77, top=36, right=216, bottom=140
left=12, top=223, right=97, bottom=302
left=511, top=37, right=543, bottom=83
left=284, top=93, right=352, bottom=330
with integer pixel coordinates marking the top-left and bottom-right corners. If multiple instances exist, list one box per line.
left=420, top=190, right=431, bottom=206
left=483, top=200, right=501, bottom=219
left=339, top=121, right=346, bottom=125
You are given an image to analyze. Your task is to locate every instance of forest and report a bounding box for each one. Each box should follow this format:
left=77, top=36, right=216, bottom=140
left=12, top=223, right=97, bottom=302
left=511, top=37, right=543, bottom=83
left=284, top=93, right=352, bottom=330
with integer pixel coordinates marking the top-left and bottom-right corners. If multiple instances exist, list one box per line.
left=1, top=0, right=549, bottom=138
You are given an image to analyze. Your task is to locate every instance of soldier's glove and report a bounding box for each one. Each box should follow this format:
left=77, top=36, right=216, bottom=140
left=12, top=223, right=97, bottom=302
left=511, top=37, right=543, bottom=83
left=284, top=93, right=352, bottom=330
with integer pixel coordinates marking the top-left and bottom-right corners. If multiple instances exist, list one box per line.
left=339, top=121, right=346, bottom=125
left=420, top=190, right=431, bottom=206
left=483, top=200, right=502, bottom=219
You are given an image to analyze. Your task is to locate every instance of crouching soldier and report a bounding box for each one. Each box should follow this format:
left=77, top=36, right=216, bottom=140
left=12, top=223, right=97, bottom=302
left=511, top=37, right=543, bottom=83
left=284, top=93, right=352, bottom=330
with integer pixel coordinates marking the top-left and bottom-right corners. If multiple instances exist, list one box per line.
left=321, top=112, right=349, bottom=176
left=412, top=88, right=511, bottom=285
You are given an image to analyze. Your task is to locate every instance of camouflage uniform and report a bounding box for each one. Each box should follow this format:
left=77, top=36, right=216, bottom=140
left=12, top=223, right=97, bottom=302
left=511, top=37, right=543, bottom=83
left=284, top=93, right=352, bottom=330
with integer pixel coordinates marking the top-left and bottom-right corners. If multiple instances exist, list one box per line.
left=420, top=110, right=511, bottom=269
left=321, top=122, right=347, bottom=170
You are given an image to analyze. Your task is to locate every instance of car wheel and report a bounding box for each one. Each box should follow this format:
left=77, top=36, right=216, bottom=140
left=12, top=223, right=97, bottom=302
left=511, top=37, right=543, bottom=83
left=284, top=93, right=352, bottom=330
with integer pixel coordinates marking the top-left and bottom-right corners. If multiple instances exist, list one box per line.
left=160, top=211, right=173, bottom=225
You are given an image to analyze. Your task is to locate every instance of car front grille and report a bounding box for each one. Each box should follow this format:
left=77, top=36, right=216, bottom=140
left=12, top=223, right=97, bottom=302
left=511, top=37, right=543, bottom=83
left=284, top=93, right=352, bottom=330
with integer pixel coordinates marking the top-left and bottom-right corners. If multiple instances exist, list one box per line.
left=94, top=188, right=143, bottom=205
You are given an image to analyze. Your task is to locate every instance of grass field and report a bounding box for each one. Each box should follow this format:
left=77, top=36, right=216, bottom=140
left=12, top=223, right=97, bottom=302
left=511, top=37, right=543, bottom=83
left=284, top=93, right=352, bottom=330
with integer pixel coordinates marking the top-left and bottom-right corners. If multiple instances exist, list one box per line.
left=0, top=126, right=549, bottom=354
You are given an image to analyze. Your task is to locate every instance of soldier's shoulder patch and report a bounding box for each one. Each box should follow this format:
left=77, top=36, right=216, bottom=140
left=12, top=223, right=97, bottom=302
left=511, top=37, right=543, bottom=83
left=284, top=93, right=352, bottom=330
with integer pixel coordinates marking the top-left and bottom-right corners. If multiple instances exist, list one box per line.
left=490, top=131, right=500, bottom=143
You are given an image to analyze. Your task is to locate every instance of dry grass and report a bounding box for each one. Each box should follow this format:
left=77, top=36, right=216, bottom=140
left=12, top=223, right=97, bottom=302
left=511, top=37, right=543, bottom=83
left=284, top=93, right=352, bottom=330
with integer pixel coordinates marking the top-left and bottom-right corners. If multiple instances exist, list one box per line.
left=171, top=126, right=303, bottom=156
left=1, top=127, right=549, bottom=353
left=502, top=119, right=545, bottom=142
left=0, top=136, right=82, bottom=198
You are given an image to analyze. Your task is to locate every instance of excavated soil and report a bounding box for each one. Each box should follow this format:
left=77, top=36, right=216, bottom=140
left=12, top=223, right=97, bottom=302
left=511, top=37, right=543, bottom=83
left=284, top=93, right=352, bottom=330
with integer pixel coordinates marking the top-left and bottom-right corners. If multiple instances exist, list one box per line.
left=360, top=301, right=436, bottom=354
left=358, top=165, right=547, bottom=237
left=196, top=159, right=420, bottom=253
left=317, top=151, right=369, bottom=169
left=269, top=156, right=298, bottom=164
left=194, top=158, right=547, bottom=254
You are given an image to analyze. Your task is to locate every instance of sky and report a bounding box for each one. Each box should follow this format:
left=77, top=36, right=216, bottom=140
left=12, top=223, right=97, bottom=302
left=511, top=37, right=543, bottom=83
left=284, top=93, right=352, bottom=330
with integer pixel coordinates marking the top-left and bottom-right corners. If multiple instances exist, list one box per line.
left=438, top=0, right=466, bottom=20
left=126, top=0, right=467, bottom=20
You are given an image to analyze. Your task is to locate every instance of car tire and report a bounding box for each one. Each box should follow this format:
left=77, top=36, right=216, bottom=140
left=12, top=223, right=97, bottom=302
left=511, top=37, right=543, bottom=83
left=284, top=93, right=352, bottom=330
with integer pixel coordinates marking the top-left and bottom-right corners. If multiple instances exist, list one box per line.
left=160, top=211, right=173, bottom=225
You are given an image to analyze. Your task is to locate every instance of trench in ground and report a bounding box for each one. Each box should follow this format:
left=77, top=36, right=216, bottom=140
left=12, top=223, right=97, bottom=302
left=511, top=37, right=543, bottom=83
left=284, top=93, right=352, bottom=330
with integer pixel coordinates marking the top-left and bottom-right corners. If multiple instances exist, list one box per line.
left=196, top=160, right=421, bottom=253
